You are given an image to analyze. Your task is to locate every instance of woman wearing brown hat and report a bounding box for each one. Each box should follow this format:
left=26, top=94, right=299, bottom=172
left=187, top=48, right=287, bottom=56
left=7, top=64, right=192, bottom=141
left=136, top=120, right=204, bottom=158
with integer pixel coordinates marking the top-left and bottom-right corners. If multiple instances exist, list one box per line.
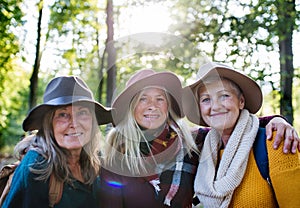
left=2, top=76, right=112, bottom=208
left=99, top=69, right=199, bottom=207
left=98, top=68, right=295, bottom=208
left=184, top=62, right=300, bottom=207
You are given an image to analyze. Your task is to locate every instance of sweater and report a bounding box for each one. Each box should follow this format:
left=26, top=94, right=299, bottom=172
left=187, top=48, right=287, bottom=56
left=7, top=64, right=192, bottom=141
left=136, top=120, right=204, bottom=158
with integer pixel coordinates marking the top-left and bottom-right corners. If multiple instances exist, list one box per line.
left=225, top=132, right=300, bottom=207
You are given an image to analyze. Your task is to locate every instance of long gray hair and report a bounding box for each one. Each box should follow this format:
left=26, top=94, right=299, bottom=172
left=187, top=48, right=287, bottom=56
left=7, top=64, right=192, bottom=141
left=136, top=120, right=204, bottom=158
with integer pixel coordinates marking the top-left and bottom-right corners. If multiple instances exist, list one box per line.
left=19, top=106, right=102, bottom=185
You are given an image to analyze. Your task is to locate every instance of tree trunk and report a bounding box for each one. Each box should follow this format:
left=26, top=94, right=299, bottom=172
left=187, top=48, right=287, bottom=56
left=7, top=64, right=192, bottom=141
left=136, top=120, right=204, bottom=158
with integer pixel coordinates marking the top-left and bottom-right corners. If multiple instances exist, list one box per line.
left=105, top=0, right=116, bottom=107
left=29, top=0, right=44, bottom=110
left=97, top=25, right=104, bottom=104
left=278, top=0, right=295, bottom=124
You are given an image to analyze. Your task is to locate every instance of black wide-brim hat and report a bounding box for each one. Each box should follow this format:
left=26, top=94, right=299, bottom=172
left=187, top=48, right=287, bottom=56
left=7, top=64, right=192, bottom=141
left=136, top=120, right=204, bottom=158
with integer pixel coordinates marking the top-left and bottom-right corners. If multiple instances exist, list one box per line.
left=23, top=76, right=112, bottom=131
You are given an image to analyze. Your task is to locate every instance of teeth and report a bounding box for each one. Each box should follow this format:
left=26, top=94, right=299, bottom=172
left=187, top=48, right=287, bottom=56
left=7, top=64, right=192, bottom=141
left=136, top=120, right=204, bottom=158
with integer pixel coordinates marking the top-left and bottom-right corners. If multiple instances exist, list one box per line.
left=145, top=115, right=158, bottom=118
left=67, top=133, right=82, bottom=136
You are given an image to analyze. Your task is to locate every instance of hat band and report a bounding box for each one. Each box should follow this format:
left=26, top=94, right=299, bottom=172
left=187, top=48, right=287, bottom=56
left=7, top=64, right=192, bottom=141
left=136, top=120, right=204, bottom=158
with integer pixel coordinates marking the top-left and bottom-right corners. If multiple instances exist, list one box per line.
left=45, top=96, right=94, bottom=105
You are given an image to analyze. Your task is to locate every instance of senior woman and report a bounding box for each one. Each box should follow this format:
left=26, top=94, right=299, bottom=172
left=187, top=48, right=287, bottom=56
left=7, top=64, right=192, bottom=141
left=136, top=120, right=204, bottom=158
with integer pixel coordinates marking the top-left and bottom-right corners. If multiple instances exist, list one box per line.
left=99, top=69, right=199, bottom=207
left=2, top=76, right=112, bottom=208
left=184, top=62, right=300, bottom=207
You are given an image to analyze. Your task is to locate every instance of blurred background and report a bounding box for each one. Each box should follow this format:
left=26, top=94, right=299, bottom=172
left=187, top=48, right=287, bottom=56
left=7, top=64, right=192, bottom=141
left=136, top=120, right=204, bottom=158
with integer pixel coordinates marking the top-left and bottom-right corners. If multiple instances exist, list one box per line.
left=0, top=0, right=299, bottom=162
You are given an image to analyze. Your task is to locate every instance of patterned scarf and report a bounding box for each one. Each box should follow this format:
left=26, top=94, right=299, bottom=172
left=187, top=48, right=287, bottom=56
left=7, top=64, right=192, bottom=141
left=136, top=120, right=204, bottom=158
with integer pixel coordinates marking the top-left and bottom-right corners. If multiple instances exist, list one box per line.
left=146, top=122, right=185, bottom=206
left=194, top=109, right=259, bottom=208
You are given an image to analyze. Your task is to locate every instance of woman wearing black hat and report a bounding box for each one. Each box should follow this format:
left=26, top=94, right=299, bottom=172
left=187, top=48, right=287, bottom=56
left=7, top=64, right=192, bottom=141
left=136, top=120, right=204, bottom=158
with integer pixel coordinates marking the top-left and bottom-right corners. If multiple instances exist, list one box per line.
left=2, top=76, right=112, bottom=208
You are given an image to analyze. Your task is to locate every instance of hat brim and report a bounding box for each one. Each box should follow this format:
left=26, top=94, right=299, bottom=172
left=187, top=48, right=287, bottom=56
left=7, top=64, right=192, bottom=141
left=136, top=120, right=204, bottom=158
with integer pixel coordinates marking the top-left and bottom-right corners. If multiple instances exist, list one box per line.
left=23, top=99, right=112, bottom=131
left=183, top=66, right=263, bottom=126
left=112, top=72, right=183, bottom=125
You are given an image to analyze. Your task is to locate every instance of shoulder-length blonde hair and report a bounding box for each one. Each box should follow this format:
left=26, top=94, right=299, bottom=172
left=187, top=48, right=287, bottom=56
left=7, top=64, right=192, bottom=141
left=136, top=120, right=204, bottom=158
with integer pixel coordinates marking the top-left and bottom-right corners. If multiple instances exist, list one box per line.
left=103, top=87, right=198, bottom=175
left=20, top=105, right=102, bottom=185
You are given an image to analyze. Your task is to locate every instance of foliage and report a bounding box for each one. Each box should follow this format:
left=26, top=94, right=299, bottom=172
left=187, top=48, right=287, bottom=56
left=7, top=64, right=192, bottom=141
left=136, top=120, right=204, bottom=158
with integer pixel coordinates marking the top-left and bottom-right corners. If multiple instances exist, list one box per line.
left=0, top=0, right=25, bottom=149
left=0, top=0, right=299, bottom=152
left=47, top=0, right=103, bottom=76
left=169, top=0, right=299, bottom=123
left=0, top=61, right=30, bottom=149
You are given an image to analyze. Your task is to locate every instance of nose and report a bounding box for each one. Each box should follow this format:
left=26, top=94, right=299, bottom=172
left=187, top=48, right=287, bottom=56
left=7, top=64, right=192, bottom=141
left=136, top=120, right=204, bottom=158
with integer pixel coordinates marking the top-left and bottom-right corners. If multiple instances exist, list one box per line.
left=146, top=99, right=157, bottom=110
left=68, top=115, right=79, bottom=127
left=211, top=98, right=221, bottom=111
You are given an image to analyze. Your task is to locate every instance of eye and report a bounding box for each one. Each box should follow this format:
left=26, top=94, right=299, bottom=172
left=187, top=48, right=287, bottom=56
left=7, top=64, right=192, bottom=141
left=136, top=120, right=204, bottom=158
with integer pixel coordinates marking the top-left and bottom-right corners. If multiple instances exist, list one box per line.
left=220, top=93, right=230, bottom=100
left=77, top=108, right=91, bottom=117
left=200, top=97, right=210, bottom=103
left=55, top=112, right=71, bottom=122
left=139, top=96, right=147, bottom=102
left=157, top=97, right=166, bottom=102
left=57, top=112, right=69, bottom=118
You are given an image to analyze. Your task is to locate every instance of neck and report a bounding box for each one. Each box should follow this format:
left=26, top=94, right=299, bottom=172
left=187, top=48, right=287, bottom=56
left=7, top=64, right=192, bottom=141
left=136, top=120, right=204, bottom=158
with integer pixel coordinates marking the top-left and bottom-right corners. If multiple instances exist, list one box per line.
left=67, top=149, right=84, bottom=182
left=219, top=129, right=233, bottom=148
left=142, top=123, right=167, bottom=140
left=67, top=149, right=81, bottom=165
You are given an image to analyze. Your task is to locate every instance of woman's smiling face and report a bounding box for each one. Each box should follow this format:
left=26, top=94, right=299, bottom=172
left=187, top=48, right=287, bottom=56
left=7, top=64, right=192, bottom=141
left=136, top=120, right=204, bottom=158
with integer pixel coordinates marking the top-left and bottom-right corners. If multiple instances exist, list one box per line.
left=134, top=87, right=168, bottom=130
left=52, top=104, right=93, bottom=151
left=198, top=79, right=245, bottom=134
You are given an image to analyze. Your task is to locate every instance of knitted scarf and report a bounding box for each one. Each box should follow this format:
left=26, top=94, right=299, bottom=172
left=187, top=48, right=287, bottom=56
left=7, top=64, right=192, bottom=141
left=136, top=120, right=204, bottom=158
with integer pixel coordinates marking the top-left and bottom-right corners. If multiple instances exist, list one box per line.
left=146, top=122, right=185, bottom=206
left=194, top=109, right=259, bottom=208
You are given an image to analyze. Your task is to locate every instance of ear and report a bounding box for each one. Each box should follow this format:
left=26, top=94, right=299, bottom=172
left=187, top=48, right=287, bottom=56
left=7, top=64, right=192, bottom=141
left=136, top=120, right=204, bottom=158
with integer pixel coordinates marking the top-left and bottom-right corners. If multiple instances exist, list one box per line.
left=239, top=95, right=245, bottom=110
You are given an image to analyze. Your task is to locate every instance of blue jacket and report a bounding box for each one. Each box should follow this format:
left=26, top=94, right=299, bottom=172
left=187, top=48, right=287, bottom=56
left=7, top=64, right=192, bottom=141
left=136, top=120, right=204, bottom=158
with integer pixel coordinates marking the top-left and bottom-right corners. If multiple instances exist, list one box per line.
left=2, top=150, right=100, bottom=208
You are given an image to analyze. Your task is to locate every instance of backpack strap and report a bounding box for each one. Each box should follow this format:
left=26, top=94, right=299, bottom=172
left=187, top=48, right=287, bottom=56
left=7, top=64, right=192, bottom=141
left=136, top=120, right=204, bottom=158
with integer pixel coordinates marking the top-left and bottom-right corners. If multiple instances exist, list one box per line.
left=48, top=173, right=63, bottom=207
left=0, top=161, right=19, bottom=206
left=253, top=128, right=270, bottom=181
left=253, top=127, right=279, bottom=207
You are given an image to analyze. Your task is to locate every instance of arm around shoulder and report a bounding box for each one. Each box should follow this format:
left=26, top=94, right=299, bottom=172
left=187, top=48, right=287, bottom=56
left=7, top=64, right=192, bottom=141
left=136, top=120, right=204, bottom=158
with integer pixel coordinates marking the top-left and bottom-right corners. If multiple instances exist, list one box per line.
left=267, top=132, right=300, bottom=207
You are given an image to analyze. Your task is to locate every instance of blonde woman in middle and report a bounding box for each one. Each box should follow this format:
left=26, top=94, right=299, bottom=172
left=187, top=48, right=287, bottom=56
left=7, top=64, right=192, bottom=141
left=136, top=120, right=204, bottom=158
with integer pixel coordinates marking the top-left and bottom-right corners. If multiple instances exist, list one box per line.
left=99, top=69, right=199, bottom=207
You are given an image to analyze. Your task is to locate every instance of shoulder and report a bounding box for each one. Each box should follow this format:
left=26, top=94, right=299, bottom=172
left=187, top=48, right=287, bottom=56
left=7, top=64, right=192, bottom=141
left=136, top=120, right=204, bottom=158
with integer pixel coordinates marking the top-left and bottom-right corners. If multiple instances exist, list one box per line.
left=21, top=150, right=45, bottom=167
left=266, top=131, right=300, bottom=174
left=192, top=127, right=210, bottom=151
left=16, top=150, right=47, bottom=179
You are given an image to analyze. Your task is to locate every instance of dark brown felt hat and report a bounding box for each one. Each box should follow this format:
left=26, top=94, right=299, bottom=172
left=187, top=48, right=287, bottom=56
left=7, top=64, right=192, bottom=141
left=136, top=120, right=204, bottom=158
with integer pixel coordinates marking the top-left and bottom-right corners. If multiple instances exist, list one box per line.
left=23, top=76, right=112, bottom=131
left=111, top=69, right=184, bottom=125
left=183, top=62, right=263, bottom=126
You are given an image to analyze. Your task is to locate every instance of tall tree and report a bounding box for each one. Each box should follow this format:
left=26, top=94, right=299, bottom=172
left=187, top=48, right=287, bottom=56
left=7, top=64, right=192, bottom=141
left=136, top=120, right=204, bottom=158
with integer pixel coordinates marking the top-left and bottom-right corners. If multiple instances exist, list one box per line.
left=277, top=0, right=296, bottom=123
left=29, top=0, right=44, bottom=109
left=170, top=0, right=299, bottom=124
left=105, top=0, right=116, bottom=107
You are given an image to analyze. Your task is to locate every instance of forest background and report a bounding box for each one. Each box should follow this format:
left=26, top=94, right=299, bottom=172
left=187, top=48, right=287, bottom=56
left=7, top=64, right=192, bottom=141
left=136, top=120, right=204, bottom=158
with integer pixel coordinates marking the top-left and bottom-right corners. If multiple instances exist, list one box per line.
left=1, top=0, right=300, bottom=155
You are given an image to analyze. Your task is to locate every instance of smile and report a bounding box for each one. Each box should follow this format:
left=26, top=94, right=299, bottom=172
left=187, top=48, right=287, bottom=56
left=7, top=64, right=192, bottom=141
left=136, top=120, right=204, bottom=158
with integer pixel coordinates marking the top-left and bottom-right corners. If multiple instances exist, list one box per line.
left=144, top=114, right=159, bottom=119
left=65, top=133, right=83, bottom=137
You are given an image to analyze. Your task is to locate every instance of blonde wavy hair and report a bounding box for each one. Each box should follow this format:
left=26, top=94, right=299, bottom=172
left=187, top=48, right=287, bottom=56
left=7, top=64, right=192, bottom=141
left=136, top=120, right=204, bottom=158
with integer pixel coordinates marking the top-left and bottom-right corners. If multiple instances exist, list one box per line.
left=103, top=88, right=198, bottom=175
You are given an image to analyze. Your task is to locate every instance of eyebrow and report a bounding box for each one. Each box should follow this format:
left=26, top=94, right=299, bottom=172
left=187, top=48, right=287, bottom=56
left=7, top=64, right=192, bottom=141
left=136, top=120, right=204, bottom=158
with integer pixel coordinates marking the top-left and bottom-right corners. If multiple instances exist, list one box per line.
left=140, top=93, right=165, bottom=97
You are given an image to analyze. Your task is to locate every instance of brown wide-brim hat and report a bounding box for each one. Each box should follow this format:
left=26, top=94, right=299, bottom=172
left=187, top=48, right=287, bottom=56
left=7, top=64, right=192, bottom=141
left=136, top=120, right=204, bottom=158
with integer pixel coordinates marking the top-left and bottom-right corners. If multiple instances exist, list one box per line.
left=183, top=62, right=263, bottom=126
left=23, top=76, right=112, bottom=131
left=112, top=69, right=184, bottom=125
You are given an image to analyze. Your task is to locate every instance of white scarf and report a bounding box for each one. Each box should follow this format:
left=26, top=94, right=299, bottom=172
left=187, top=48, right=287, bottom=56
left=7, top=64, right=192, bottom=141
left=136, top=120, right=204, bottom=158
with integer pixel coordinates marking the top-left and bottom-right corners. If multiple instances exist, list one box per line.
left=194, top=109, right=259, bottom=208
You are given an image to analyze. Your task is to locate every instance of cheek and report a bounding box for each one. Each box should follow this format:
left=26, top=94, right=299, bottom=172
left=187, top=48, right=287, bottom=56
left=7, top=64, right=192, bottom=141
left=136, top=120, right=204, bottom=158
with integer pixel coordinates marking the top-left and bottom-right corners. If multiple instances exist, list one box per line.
left=133, top=106, right=141, bottom=121
left=199, top=104, right=210, bottom=115
left=161, top=105, right=168, bottom=116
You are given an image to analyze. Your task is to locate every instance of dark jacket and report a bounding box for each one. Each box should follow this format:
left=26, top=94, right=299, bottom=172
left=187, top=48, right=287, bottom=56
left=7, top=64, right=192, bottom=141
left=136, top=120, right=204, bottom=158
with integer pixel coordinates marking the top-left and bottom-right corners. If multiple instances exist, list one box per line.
left=2, top=150, right=99, bottom=208
left=99, top=152, right=198, bottom=208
